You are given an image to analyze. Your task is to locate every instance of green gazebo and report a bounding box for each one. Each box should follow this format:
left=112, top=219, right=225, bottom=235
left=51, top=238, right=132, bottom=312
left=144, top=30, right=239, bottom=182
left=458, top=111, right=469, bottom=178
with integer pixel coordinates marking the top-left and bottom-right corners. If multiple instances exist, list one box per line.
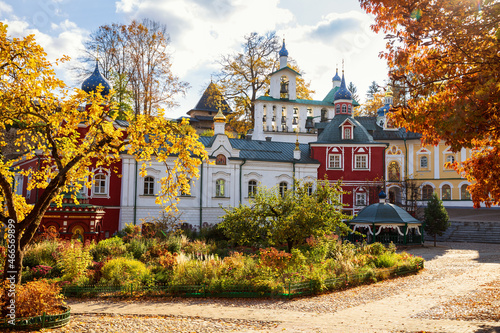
left=347, top=191, right=424, bottom=245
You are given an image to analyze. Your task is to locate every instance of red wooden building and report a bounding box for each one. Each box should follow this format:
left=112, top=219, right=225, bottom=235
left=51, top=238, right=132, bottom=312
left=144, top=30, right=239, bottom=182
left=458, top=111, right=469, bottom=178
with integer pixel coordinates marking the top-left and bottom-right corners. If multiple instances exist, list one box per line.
left=310, top=71, right=386, bottom=215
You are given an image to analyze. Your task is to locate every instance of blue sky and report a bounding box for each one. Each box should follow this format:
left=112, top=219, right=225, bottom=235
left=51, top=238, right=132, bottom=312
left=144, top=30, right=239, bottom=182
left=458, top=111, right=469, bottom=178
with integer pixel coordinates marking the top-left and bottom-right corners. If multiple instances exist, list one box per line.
left=2, top=0, right=389, bottom=118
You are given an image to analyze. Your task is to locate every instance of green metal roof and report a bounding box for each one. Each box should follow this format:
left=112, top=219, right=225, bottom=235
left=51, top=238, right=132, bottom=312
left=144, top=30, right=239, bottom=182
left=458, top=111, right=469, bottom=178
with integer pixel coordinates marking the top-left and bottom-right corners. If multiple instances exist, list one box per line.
left=269, top=66, right=301, bottom=77
left=351, top=203, right=422, bottom=225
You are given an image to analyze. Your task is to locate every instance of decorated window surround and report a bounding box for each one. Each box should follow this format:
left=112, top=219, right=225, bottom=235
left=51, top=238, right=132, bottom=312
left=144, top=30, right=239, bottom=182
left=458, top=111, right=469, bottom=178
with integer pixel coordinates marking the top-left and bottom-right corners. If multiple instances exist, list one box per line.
left=91, top=167, right=111, bottom=198
left=416, top=148, right=431, bottom=171
left=355, top=191, right=367, bottom=206
left=327, top=147, right=344, bottom=170
left=352, top=147, right=371, bottom=171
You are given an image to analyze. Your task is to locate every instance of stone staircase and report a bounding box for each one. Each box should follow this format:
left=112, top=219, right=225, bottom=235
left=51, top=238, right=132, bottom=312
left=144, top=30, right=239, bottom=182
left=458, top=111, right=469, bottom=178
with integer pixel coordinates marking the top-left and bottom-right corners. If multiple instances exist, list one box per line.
left=425, top=220, right=500, bottom=244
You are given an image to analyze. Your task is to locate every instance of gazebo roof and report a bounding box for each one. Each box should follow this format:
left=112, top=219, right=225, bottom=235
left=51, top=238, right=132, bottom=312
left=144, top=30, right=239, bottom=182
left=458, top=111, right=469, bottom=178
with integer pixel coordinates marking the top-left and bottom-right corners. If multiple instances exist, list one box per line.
left=350, top=202, right=421, bottom=225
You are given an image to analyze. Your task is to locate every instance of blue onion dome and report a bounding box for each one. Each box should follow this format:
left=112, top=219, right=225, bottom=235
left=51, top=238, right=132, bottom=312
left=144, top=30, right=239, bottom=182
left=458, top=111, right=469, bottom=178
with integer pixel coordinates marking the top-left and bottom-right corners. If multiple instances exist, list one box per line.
left=333, top=72, right=352, bottom=101
left=279, top=39, right=288, bottom=57
left=377, top=88, right=393, bottom=116
left=332, top=68, right=341, bottom=82
left=81, top=61, right=112, bottom=97
left=379, top=190, right=387, bottom=199
left=377, top=104, right=391, bottom=117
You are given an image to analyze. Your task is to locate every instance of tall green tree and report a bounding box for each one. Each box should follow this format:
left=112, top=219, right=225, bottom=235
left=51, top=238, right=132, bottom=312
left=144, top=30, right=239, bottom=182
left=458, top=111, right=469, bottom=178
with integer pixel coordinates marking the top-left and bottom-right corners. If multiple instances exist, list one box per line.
left=348, top=82, right=359, bottom=103
left=359, top=0, right=500, bottom=207
left=366, top=80, right=379, bottom=99
left=219, top=179, right=351, bottom=252
left=424, top=193, right=450, bottom=247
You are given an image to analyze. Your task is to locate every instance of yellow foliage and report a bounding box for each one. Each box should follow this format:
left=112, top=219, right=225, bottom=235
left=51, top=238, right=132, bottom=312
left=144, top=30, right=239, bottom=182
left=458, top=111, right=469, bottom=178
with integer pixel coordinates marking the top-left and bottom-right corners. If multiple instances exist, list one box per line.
left=0, top=22, right=208, bottom=266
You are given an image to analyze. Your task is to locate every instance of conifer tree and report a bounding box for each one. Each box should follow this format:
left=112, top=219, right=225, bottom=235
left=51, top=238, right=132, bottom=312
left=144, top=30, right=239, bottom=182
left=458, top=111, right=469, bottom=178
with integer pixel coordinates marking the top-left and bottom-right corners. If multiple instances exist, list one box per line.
left=424, top=193, right=450, bottom=247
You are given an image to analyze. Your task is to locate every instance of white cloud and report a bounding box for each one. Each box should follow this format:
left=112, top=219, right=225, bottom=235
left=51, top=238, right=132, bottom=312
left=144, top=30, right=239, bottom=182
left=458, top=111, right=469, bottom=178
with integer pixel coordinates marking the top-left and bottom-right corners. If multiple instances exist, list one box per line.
left=0, top=1, right=13, bottom=16
left=3, top=17, right=89, bottom=88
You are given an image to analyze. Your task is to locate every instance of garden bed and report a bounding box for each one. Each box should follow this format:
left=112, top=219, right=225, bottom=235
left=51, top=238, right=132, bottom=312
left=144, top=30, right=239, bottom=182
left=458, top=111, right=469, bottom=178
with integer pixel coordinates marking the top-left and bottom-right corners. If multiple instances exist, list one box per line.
left=61, top=261, right=423, bottom=299
left=0, top=305, right=70, bottom=331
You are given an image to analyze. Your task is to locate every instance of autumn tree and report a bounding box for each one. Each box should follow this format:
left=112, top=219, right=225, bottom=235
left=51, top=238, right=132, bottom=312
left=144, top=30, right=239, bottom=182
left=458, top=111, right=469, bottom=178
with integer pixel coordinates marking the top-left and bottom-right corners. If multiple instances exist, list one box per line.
left=0, top=22, right=207, bottom=290
left=216, top=32, right=314, bottom=135
left=357, top=90, right=385, bottom=117
left=424, top=193, right=450, bottom=246
left=219, top=179, right=351, bottom=252
left=77, top=19, right=189, bottom=116
left=359, top=0, right=500, bottom=207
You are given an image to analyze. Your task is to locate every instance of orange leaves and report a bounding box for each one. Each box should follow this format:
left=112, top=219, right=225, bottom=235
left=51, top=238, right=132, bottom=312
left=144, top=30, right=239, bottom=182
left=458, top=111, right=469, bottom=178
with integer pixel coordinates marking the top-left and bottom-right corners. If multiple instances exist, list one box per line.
left=361, top=0, right=500, bottom=205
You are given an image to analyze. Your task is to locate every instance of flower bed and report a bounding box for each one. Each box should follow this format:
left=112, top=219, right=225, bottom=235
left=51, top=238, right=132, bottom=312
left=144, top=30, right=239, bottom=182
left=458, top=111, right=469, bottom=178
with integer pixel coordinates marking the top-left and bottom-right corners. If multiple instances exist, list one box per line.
left=0, top=305, right=70, bottom=330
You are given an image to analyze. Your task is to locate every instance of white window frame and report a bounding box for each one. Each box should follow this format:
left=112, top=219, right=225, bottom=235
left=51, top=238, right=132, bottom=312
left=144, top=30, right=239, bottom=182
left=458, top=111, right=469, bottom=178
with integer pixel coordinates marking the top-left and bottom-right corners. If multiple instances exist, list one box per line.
left=248, top=180, right=257, bottom=198
left=420, top=155, right=428, bottom=169
left=446, top=155, right=455, bottom=164
left=343, top=127, right=352, bottom=140
left=328, top=154, right=342, bottom=169
left=355, top=192, right=367, bottom=206
left=354, top=155, right=368, bottom=170
left=91, top=168, right=111, bottom=197
left=143, top=176, right=155, bottom=196
left=215, top=179, right=226, bottom=197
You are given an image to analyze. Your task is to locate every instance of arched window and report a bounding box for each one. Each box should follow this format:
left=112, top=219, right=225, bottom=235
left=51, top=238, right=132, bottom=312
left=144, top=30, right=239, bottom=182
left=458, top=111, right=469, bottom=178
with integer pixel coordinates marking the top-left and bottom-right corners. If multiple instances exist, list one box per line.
left=388, top=161, right=400, bottom=182
left=248, top=180, right=257, bottom=198
left=144, top=176, right=155, bottom=195
left=335, top=104, right=340, bottom=114
left=422, top=185, right=433, bottom=200
left=306, top=182, right=313, bottom=196
left=279, top=181, right=288, bottom=197
left=216, top=154, right=226, bottom=165
left=348, top=105, right=352, bottom=113
left=216, top=179, right=225, bottom=197
left=446, top=155, right=455, bottom=164
left=461, top=184, right=471, bottom=200
left=442, top=184, right=451, bottom=200
left=420, top=156, right=428, bottom=169
left=342, top=105, right=347, bottom=113
left=93, top=174, right=107, bottom=195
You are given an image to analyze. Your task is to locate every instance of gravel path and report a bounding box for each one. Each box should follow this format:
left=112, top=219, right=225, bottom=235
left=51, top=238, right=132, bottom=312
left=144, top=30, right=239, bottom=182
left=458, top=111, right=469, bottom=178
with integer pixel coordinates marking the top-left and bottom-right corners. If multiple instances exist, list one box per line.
left=44, top=242, right=500, bottom=332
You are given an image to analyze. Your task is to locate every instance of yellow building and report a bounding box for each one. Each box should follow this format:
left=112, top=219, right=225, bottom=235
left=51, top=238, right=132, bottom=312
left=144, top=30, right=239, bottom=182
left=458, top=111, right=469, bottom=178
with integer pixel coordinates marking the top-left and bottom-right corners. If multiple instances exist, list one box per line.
left=357, top=90, right=473, bottom=210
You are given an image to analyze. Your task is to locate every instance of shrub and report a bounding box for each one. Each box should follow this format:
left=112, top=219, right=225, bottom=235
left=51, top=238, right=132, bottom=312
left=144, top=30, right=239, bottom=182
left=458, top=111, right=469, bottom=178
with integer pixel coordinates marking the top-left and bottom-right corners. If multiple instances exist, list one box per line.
left=58, top=241, right=92, bottom=284
left=90, top=236, right=127, bottom=261
left=182, top=240, right=215, bottom=256
left=373, top=252, right=397, bottom=268
left=367, top=242, right=387, bottom=256
left=22, top=240, right=60, bottom=268
left=126, top=238, right=148, bottom=260
left=166, top=236, right=182, bottom=254
left=0, top=280, right=65, bottom=318
left=100, top=257, right=151, bottom=286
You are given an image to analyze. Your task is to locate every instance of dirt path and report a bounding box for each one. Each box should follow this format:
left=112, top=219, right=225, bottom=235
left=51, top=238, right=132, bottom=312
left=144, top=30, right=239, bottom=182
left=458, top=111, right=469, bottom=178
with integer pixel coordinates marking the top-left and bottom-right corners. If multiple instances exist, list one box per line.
left=66, top=242, right=500, bottom=333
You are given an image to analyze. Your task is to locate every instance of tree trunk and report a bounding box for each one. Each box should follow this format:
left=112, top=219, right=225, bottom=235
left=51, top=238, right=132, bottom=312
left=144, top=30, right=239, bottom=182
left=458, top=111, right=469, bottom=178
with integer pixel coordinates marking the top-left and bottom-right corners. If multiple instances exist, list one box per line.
left=433, top=234, right=437, bottom=247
